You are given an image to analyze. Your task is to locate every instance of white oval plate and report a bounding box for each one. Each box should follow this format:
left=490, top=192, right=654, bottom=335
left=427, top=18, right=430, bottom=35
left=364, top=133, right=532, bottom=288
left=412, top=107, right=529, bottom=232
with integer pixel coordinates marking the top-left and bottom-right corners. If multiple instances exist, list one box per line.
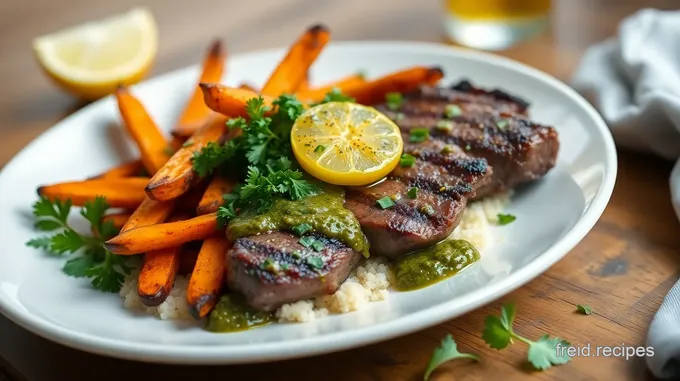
left=0, top=41, right=616, bottom=364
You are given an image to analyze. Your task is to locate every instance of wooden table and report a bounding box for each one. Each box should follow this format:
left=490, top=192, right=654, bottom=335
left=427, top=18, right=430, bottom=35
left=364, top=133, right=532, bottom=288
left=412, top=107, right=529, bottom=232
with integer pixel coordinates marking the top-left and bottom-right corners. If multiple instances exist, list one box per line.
left=1, top=0, right=679, bottom=380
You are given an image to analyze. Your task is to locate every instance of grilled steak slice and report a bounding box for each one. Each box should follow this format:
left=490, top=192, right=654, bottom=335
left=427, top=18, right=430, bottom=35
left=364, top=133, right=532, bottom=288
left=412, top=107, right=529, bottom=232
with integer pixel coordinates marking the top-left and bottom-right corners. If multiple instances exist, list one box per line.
left=377, top=81, right=559, bottom=198
left=344, top=139, right=491, bottom=257
left=226, top=232, right=362, bottom=311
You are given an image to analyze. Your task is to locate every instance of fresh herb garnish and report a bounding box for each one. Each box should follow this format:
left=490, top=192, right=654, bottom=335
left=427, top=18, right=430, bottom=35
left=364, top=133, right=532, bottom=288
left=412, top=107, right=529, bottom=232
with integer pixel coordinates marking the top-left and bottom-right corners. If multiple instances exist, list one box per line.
left=576, top=304, right=592, bottom=315
left=496, top=119, right=510, bottom=130
left=311, top=240, right=325, bottom=252
left=497, top=213, right=516, bottom=225
left=482, top=303, right=571, bottom=370
left=26, top=196, right=131, bottom=292
left=306, top=255, right=324, bottom=269
left=407, top=187, right=418, bottom=199
left=409, top=128, right=429, bottom=143
left=400, top=154, right=416, bottom=167
left=317, top=87, right=355, bottom=104
left=299, top=236, right=316, bottom=248
left=291, top=250, right=302, bottom=259
left=441, top=145, right=454, bottom=155
left=314, top=145, right=326, bottom=153
left=376, top=196, right=395, bottom=209
left=424, top=334, right=479, bottom=381
left=385, top=92, right=403, bottom=110
left=445, top=104, right=462, bottom=118
left=292, top=223, right=313, bottom=236
left=216, top=159, right=318, bottom=226
left=465, top=144, right=472, bottom=151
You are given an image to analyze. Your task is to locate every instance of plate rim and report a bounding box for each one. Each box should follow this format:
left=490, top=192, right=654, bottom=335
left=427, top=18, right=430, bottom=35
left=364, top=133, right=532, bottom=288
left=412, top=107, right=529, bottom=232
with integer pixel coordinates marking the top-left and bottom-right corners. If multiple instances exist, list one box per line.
left=0, top=40, right=618, bottom=364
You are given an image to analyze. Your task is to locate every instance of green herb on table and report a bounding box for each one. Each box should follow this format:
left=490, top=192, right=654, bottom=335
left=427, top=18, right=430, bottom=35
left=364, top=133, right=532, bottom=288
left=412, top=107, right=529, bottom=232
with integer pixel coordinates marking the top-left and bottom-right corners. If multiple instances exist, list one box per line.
left=376, top=196, right=396, bottom=209
left=496, top=119, right=510, bottom=130
left=409, top=128, right=429, bottom=143
left=482, top=303, right=571, bottom=370
left=400, top=153, right=416, bottom=167
left=435, top=120, right=453, bottom=132
left=576, top=304, right=592, bottom=315
left=424, top=334, right=479, bottom=381
left=386, top=92, right=403, bottom=110
left=26, top=196, right=131, bottom=293
left=497, top=213, right=516, bottom=225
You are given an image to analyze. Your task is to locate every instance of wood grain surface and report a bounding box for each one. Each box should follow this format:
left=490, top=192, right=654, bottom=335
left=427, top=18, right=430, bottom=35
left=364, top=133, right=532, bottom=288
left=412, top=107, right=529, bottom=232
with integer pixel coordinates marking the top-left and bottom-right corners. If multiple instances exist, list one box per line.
left=2, top=0, right=680, bottom=380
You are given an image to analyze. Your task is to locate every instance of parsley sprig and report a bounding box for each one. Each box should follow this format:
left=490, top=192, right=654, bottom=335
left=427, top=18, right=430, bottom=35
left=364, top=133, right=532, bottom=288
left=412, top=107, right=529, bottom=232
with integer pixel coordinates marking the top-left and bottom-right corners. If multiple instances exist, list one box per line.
left=26, top=196, right=131, bottom=292
left=482, top=303, right=571, bottom=370
left=216, top=158, right=318, bottom=226
left=424, top=334, right=479, bottom=380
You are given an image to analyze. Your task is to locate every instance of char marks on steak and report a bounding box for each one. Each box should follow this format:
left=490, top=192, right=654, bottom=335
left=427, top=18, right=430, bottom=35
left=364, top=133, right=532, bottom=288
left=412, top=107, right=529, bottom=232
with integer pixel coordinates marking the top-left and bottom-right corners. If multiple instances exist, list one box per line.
left=226, top=232, right=362, bottom=311
left=345, top=80, right=558, bottom=257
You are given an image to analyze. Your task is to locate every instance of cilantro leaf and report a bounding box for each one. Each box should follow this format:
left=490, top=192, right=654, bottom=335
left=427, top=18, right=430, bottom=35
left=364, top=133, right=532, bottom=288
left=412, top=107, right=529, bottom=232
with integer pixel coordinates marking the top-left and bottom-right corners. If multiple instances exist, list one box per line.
left=482, top=303, right=571, bottom=371
left=482, top=315, right=514, bottom=349
left=26, top=196, right=130, bottom=293
left=26, top=236, right=53, bottom=250
left=316, top=88, right=355, bottom=104
left=527, top=335, right=571, bottom=370
left=50, top=230, right=86, bottom=254
left=63, top=254, right=96, bottom=278
left=34, top=219, right=63, bottom=231
left=424, top=334, right=479, bottom=381
left=216, top=202, right=238, bottom=227
left=576, top=304, right=592, bottom=315
left=192, top=141, right=233, bottom=177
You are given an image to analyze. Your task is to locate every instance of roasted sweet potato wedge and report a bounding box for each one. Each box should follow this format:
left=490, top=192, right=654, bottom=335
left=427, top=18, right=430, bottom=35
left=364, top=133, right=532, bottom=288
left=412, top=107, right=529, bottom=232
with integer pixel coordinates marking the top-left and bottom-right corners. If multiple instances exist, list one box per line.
left=172, top=40, right=227, bottom=138
left=187, top=235, right=230, bottom=318
left=200, top=84, right=276, bottom=118
left=121, top=197, right=175, bottom=232
left=145, top=114, right=228, bottom=201
left=116, top=87, right=169, bottom=174
left=38, top=178, right=148, bottom=208
left=105, top=212, right=219, bottom=255
left=196, top=175, right=234, bottom=215
left=260, top=24, right=331, bottom=96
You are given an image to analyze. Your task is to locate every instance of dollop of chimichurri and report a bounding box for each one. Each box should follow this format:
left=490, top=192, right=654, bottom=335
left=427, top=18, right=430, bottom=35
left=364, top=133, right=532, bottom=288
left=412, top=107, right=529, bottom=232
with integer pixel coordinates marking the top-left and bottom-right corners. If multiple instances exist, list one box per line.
left=227, top=184, right=370, bottom=257
left=206, top=294, right=274, bottom=333
left=393, top=239, right=480, bottom=291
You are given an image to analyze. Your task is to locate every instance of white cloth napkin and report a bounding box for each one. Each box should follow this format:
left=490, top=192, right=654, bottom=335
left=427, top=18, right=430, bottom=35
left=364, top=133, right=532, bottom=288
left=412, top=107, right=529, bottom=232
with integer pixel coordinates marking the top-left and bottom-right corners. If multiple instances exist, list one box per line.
left=571, top=8, right=680, bottom=379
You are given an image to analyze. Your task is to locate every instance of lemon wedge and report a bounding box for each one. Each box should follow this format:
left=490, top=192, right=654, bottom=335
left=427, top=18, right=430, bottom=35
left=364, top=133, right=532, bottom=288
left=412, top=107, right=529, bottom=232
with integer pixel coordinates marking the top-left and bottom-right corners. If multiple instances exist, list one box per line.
left=33, top=7, right=158, bottom=100
left=291, top=102, right=404, bottom=186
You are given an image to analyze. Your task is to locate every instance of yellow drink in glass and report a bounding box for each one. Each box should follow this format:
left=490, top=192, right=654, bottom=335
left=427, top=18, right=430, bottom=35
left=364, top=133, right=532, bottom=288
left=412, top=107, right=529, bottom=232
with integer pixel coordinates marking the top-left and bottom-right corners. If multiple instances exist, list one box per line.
left=444, top=0, right=551, bottom=50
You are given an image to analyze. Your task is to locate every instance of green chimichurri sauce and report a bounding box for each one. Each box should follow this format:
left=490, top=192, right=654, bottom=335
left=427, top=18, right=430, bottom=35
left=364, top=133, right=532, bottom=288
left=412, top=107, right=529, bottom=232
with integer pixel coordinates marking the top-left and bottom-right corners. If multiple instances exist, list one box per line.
left=393, top=239, right=480, bottom=291
left=227, top=184, right=370, bottom=257
left=206, top=294, right=274, bottom=333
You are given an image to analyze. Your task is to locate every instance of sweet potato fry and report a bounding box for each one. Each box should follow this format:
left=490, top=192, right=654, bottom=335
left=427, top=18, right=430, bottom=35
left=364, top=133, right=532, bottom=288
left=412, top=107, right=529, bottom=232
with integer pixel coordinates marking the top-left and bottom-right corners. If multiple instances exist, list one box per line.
left=105, top=212, right=219, bottom=255
left=200, top=83, right=276, bottom=118
left=137, top=214, right=187, bottom=306
left=137, top=245, right=181, bottom=306
left=238, top=83, right=259, bottom=92
left=196, top=175, right=235, bottom=215
left=298, top=66, right=444, bottom=105
left=172, top=40, right=227, bottom=138
left=90, top=160, right=145, bottom=179
left=121, top=197, right=175, bottom=232
left=116, top=87, right=169, bottom=174
left=297, top=71, right=311, bottom=92
left=260, top=24, right=331, bottom=96
left=294, top=73, right=366, bottom=101
left=187, top=235, right=230, bottom=318
left=145, top=114, right=228, bottom=201
left=38, top=178, right=149, bottom=208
